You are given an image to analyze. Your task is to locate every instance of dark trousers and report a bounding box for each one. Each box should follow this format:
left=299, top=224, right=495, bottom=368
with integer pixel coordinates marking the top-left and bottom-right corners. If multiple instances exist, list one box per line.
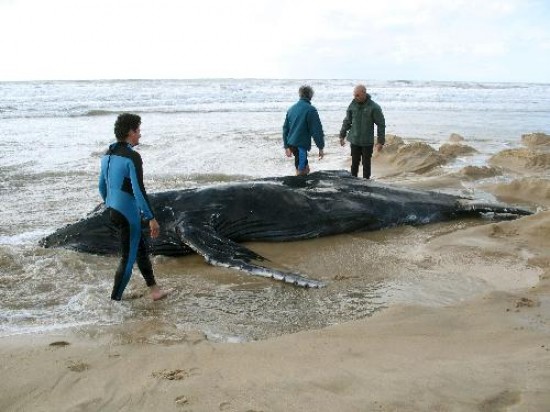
left=351, top=144, right=374, bottom=179
left=110, top=209, right=156, bottom=300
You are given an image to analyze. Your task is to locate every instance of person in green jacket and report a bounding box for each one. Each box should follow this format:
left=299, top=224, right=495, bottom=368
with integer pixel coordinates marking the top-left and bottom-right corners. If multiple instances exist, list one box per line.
left=339, top=84, right=386, bottom=179
left=283, top=85, right=325, bottom=176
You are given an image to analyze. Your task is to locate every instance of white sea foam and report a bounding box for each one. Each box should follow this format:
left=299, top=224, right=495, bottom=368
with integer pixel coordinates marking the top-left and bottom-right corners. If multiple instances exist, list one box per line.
left=0, top=230, right=51, bottom=245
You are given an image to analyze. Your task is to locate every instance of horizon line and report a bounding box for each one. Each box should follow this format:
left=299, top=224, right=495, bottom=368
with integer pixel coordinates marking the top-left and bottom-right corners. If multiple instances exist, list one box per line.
left=1, top=77, right=549, bottom=85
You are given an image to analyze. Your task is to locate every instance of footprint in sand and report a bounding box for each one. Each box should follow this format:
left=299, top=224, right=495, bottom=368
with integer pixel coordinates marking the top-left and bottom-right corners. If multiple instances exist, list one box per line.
left=175, top=395, right=189, bottom=406
left=49, top=341, right=70, bottom=347
left=479, top=390, right=521, bottom=411
left=66, top=360, right=90, bottom=372
left=152, top=368, right=198, bottom=380
left=219, top=403, right=263, bottom=412
left=515, top=297, right=538, bottom=308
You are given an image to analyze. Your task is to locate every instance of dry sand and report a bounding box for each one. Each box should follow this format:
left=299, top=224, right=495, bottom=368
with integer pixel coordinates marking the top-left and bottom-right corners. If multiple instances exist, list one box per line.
left=2, top=136, right=550, bottom=412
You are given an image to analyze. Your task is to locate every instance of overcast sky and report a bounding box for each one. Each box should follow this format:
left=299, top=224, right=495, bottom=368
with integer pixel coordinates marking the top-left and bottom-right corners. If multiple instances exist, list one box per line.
left=1, top=0, right=549, bottom=82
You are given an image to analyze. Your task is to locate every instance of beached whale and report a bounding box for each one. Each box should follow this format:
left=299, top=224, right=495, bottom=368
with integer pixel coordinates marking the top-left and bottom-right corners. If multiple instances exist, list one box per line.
left=40, top=170, right=531, bottom=288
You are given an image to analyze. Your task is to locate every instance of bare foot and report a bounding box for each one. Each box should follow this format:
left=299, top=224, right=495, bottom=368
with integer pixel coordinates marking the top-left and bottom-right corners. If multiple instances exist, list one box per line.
left=150, top=286, right=174, bottom=301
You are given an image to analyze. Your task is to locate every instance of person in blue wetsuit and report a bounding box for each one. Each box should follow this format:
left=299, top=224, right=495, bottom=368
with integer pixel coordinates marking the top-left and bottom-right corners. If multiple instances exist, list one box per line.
left=283, top=85, right=325, bottom=176
left=99, top=113, right=172, bottom=301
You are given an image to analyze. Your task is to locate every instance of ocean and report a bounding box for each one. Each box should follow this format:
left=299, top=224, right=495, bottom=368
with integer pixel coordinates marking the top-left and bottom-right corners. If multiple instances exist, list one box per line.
left=1, top=78, right=549, bottom=341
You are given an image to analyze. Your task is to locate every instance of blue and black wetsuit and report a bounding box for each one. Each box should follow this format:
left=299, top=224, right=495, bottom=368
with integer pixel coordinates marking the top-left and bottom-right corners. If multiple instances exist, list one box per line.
left=99, top=142, right=156, bottom=301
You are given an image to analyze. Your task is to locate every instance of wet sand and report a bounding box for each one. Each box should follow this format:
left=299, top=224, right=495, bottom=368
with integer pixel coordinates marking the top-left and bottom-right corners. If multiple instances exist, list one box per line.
left=2, top=134, right=550, bottom=411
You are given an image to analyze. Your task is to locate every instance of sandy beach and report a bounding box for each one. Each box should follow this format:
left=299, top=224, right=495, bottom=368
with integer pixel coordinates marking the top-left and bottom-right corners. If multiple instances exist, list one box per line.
left=3, top=134, right=550, bottom=411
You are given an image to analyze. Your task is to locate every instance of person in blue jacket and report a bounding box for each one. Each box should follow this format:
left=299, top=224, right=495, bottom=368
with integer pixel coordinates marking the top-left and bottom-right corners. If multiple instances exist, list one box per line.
left=99, top=113, right=171, bottom=301
left=283, top=85, right=325, bottom=175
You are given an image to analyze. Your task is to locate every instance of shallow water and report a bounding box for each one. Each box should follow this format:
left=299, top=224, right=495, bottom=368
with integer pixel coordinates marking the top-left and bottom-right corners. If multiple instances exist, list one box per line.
left=0, top=218, right=541, bottom=342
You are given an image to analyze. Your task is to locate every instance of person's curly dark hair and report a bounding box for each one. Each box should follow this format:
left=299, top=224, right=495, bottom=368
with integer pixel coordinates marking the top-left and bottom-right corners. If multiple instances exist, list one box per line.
left=114, top=113, right=141, bottom=141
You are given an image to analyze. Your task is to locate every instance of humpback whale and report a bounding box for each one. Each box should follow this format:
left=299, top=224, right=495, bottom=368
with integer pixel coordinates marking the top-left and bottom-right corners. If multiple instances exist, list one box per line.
left=40, top=170, right=531, bottom=288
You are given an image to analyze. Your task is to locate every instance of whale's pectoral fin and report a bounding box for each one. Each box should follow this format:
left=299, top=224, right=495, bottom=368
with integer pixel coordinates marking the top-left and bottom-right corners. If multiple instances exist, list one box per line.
left=175, top=222, right=325, bottom=288
left=177, top=222, right=265, bottom=262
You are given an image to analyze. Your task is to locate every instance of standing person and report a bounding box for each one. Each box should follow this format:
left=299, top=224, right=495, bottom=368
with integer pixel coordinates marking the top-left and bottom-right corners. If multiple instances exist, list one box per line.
left=283, top=85, right=325, bottom=176
left=339, top=84, right=386, bottom=179
left=99, top=113, right=171, bottom=301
